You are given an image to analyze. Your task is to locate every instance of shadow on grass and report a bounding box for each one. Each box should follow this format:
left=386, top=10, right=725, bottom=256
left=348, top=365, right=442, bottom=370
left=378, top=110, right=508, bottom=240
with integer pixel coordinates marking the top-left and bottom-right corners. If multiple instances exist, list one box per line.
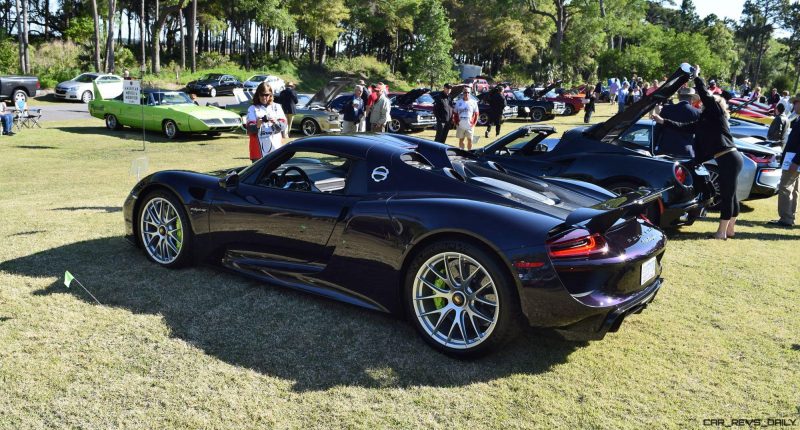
left=3, top=237, right=580, bottom=392
left=669, top=231, right=798, bottom=241
left=52, top=206, right=122, bottom=213
left=8, top=230, right=46, bottom=237
left=56, top=126, right=239, bottom=143
left=13, top=145, right=57, bottom=149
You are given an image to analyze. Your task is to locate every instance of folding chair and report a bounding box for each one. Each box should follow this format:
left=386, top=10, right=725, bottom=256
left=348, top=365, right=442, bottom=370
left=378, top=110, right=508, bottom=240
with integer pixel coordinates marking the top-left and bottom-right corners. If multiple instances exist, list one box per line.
left=14, top=99, right=42, bottom=129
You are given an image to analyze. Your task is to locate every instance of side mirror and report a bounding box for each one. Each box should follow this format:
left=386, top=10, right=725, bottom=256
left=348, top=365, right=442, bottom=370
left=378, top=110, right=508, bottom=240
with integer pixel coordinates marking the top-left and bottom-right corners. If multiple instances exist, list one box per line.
left=219, top=171, right=239, bottom=191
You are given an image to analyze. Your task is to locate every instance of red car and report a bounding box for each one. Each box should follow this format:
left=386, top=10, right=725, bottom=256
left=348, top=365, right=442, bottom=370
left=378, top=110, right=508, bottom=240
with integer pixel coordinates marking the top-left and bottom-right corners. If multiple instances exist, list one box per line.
left=543, top=89, right=585, bottom=116
left=464, top=77, right=490, bottom=94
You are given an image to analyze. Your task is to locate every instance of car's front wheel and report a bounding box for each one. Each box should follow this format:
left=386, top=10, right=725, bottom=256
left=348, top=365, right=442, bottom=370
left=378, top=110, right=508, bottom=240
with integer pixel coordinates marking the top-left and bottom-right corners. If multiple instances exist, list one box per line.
left=531, top=107, right=545, bottom=122
left=301, top=118, right=319, bottom=136
left=209, top=87, right=217, bottom=98
left=163, top=120, right=180, bottom=139
left=562, top=104, right=574, bottom=115
left=387, top=119, right=403, bottom=133
left=12, top=89, right=27, bottom=104
left=137, top=191, right=193, bottom=268
left=81, top=90, right=93, bottom=104
left=405, top=240, right=520, bottom=358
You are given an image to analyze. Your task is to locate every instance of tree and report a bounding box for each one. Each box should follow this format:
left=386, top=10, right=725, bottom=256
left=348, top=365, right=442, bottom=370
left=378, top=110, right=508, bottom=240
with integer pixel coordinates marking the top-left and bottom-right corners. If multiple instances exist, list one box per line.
left=91, top=0, right=102, bottom=72
left=677, top=0, right=699, bottom=32
left=292, top=0, right=349, bottom=64
left=737, top=0, right=789, bottom=85
left=408, top=0, right=455, bottom=87
left=104, top=0, right=117, bottom=73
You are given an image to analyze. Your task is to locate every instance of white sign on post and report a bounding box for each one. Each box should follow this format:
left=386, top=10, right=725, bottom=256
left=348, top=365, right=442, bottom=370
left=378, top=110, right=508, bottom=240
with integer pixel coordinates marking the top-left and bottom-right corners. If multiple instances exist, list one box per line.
left=123, top=79, right=141, bottom=104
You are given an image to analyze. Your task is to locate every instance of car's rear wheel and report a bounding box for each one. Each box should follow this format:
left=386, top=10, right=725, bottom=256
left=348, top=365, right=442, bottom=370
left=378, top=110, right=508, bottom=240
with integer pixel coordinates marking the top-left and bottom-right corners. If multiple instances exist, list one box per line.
left=137, top=191, right=193, bottom=268
left=705, top=166, right=722, bottom=211
left=405, top=240, right=520, bottom=358
left=531, top=107, right=545, bottom=122
left=562, top=104, right=574, bottom=115
left=81, top=90, right=93, bottom=104
left=12, top=89, right=27, bottom=104
left=209, top=88, right=217, bottom=98
left=105, top=114, right=122, bottom=130
left=387, top=119, right=403, bottom=133
left=163, top=120, right=180, bottom=139
left=608, top=181, right=661, bottom=225
left=301, top=118, right=319, bottom=136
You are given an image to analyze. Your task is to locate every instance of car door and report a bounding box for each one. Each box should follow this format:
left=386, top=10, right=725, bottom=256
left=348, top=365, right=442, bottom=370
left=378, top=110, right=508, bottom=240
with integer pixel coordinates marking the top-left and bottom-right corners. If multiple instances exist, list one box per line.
left=100, top=75, right=124, bottom=99
left=209, top=149, right=358, bottom=273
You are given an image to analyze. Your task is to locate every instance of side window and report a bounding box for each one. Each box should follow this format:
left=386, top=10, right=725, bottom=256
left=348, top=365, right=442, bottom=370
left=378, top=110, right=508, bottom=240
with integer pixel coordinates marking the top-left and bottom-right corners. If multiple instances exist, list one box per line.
left=619, top=128, right=651, bottom=148
left=257, top=151, right=353, bottom=194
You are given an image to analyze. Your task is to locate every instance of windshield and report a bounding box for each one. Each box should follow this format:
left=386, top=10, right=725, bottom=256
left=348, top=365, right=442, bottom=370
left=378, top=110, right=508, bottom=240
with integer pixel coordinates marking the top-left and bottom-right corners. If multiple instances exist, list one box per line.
left=200, top=74, right=223, bottom=81
left=416, top=94, right=434, bottom=104
left=248, top=75, right=267, bottom=82
left=154, top=92, right=193, bottom=105
left=545, top=90, right=558, bottom=98
left=513, top=91, right=528, bottom=100
left=74, top=74, right=98, bottom=83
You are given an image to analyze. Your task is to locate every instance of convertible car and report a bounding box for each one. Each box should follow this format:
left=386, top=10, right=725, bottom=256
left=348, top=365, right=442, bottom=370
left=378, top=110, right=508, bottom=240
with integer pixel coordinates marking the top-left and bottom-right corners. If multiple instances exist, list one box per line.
left=123, top=134, right=667, bottom=357
left=88, top=89, right=242, bottom=139
left=503, top=81, right=566, bottom=121
left=475, top=65, right=715, bottom=229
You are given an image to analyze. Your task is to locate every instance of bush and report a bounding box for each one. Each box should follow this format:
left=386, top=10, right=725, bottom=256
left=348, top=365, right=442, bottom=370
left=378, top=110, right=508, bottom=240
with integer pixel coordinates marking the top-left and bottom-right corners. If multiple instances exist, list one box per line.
left=771, top=74, right=794, bottom=93
left=327, top=55, right=391, bottom=79
left=30, top=40, right=83, bottom=88
left=0, top=38, right=19, bottom=75
left=197, top=51, right=238, bottom=70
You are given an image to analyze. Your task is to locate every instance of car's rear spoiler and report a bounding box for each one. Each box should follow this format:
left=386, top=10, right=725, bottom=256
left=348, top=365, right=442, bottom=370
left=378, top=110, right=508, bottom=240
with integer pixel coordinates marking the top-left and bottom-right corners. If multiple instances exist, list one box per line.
left=563, top=188, right=668, bottom=234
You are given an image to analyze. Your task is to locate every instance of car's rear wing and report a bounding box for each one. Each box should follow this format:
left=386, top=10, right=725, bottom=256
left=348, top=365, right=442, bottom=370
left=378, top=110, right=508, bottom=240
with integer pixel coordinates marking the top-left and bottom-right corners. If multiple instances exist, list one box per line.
left=563, top=188, right=668, bottom=234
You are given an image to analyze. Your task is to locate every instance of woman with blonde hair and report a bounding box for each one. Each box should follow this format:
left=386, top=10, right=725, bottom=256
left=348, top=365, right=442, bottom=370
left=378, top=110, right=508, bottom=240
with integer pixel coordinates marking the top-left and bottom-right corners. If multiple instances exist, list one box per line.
left=653, top=64, right=742, bottom=240
left=246, top=82, right=287, bottom=162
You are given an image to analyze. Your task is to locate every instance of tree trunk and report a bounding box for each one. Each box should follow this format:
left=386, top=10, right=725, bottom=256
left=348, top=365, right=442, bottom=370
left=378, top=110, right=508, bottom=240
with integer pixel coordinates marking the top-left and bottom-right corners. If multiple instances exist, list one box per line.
left=105, top=0, right=117, bottom=73
left=140, top=0, right=145, bottom=70
left=44, top=0, right=49, bottom=37
left=21, top=0, right=28, bottom=73
left=190, top=0, right=196, bottom=72
left=179, top=7, right=185, bottom=70
left=89, top=0, right=101, bottom=72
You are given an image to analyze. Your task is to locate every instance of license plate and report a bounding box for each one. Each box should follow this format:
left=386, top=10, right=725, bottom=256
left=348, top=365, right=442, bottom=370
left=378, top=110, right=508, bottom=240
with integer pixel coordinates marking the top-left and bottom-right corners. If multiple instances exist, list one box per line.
left=641, top=257, right=657, bottom=285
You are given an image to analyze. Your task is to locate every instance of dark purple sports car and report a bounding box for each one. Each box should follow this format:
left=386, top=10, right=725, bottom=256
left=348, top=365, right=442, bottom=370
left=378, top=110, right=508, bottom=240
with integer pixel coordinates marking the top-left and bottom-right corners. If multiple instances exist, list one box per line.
left=123, top=134, right=667, bottom=357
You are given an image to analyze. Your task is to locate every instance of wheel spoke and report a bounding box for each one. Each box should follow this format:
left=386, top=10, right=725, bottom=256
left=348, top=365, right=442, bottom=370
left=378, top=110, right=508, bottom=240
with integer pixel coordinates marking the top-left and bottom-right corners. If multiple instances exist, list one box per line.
left=165, top=237, right=180, bottom=255
left=473, top=296, right=497, bottom=307
left=472, top=278, right=493, bottom=296
left=469, top=307, right=494, bottom=324
left=415, top=292, right=447, bottom=301
left=458, top=311, right=469, bottom=344
left=419, top=307, right=445, bottom=318
left=432, top=307, right=453, bottom=334
left=418, top=276, right=449, bottom=294
left=426, top=263, right=451, bottom=288
left=468, top=313, right=482, bottom=339
left=443, top=255, right=458, bottom=287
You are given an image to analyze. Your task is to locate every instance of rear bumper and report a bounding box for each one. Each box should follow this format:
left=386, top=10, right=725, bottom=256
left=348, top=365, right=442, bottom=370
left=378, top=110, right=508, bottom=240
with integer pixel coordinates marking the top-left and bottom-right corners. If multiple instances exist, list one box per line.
left=749, top=167, right=780, bottom=198
left=661, top=194, right=707, bottom=227
left=552, top=278, right=663, bottom=341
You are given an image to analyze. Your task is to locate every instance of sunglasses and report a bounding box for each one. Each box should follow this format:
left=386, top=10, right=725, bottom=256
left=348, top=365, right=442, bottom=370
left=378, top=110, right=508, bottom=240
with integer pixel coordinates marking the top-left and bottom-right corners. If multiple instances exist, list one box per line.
left=260, top=94, right=273, bottom=97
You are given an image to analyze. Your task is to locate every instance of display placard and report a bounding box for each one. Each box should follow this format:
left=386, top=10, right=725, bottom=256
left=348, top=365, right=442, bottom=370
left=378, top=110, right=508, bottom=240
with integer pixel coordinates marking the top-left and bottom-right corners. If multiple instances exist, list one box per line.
left=123, top=79, right=141, bottom=105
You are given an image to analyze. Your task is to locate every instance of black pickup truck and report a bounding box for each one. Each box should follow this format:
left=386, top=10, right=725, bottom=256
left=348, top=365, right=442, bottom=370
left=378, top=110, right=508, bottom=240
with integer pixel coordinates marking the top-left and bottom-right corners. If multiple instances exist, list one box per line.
left=504, top=80, right=566, bottom=122
left=0, top=76, right=40, bottom=103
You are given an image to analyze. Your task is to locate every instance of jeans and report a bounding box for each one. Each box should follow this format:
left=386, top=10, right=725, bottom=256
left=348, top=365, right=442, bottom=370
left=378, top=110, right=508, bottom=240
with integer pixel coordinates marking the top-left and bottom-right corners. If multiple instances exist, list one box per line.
left=1, top=113, right=12, bottom=133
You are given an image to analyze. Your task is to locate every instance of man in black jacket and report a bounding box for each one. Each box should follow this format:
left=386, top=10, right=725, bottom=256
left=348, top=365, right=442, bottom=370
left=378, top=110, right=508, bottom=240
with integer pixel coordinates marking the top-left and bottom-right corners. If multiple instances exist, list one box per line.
left=485, top=85, right=506, bottom=138
left=653, top=87, right=701, bottom=157
left=433, top=84, right=453, bottom=143
left=279, top=82, right=298, bottom=138
left=769, top=94, right=800, bottom=227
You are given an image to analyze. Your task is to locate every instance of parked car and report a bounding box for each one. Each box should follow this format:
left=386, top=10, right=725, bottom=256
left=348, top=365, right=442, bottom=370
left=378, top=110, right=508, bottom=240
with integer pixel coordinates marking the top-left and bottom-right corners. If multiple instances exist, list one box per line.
left=123, top=133, right=667, bottom=356
left=474, top=65, right=716, bottom=229
left=618, top=119, right=781, bottom=206
left=464, top=77, right=490, bottom=93
left=242, top=74, right=285, bottom=94
left=185, top=74, right=242, bottom=97
left=543, top=89, right=585, bottom=116
left=224, top=78, right=347, bottom=136
left=503, top=82, right=565, bottom=121
left=55, top=73, right=123, bottom=103
left=0, top=75, right=40, bottom=103
left=89, top=89, right=241, bottom=139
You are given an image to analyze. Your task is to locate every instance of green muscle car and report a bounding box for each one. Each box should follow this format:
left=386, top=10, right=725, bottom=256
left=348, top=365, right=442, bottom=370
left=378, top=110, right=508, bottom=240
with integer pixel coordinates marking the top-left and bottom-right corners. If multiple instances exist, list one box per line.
left=88, top=89, right=242, bottom=139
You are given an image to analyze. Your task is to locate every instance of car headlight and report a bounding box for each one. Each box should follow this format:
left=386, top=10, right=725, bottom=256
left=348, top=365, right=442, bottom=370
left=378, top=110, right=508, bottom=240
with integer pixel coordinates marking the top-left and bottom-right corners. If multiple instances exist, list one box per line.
left=206, top=84, right=213, bottom=89
left=66, top=86, right=78, bottom=92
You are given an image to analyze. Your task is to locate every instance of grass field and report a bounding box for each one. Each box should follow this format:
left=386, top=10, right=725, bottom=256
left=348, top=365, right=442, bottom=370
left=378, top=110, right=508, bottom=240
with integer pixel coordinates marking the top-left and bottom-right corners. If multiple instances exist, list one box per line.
left=1, top=104, right=798, bottom=429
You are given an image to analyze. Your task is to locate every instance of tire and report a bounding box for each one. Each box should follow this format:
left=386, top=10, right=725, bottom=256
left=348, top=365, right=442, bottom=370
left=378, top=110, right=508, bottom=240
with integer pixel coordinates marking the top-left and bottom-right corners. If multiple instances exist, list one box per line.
left=137, top=191, right=193, bottom=268
left=562, top=104, right=574, bottom=115
left=608, top=181, right=661, bottom=225
left=387, top=119, right=403, bottom=133
left=301, top=118, right=320, bottom=136
left=607, top=181, right=641, bottom=196
left=477, top=113, right=489, bottom=126
left=705, top=166, right=722, bottom=211
left=81, top=90, right=93, bottom=104
left=105, top=114, right=122, bottom=130
left=206, top=131, right=221, bottom=137
left=163, top=120, right=180, bottom=139
left=209, top=87, right=217, bottom=98
left=531, top=107, right=545, bottom=122
left=12, top=89, right=27, bottom=104
left=405, top=240, right=520, bottom=358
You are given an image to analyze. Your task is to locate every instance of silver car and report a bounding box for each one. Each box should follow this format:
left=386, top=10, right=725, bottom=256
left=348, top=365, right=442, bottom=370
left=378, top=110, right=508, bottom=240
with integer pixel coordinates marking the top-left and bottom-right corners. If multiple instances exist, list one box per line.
left=55, top=73, right=124, bottom=103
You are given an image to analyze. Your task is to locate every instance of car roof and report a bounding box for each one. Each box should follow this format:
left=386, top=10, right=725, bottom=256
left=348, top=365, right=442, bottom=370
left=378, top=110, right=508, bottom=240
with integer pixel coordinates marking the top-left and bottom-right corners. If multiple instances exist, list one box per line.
left=288, top=133, right=449, bottom=159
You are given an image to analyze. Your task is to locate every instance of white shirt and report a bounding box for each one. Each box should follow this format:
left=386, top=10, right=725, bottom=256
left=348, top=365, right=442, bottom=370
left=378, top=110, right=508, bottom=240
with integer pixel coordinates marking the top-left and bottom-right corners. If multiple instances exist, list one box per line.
left=455, top=98, right=479, bottom=128
left=247, top=103, right=286, bottom=152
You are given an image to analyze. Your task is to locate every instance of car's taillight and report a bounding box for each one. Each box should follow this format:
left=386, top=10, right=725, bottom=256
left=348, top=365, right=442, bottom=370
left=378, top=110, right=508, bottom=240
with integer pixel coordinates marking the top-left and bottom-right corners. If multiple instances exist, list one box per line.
left=674, top=164, right=688, bottom=185
left=36, top=81, right=40, bottom=89
left=547, top=229, right=608, bottom=259
left=744, top=152, right=773, bottom=164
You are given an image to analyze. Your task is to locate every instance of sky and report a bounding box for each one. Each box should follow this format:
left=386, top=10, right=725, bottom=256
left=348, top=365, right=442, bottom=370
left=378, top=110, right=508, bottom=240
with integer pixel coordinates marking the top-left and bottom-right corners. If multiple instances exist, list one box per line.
left=693, top=0, right=745, bottom=21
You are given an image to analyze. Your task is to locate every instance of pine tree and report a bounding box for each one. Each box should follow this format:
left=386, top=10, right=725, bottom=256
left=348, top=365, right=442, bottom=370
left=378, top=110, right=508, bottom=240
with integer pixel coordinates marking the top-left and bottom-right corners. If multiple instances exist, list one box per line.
left=409, top=0, right=455, bottom=88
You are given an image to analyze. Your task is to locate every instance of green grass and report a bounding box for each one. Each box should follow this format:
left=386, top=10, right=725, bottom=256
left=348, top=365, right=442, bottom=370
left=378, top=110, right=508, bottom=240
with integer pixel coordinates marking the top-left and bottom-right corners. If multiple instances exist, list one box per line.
left=1, top=104, right=798, bottom=429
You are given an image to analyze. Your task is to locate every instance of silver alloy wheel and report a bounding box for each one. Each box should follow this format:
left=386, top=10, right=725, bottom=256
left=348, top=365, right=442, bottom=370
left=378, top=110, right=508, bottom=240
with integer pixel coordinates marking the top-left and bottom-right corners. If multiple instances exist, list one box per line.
left=164, top=120, right=178, bottom=138
left=210, top=87, right=217, bottom=98
left=412, top=252, right=499, bottom=350
left=388, top=119, right=402, bottom=133
left=81, top=90, right=93, bottom=103
left=707, top=168, right=722, bottom=209
left=140, top=197, right=184, bottom=264
left=13, top=90, right=26, bottom=103
left=106, top=114, right=117, bottom=129
left=301, top=118, right=318, bottom=136
left=531, top=108, right=544, bottom=121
